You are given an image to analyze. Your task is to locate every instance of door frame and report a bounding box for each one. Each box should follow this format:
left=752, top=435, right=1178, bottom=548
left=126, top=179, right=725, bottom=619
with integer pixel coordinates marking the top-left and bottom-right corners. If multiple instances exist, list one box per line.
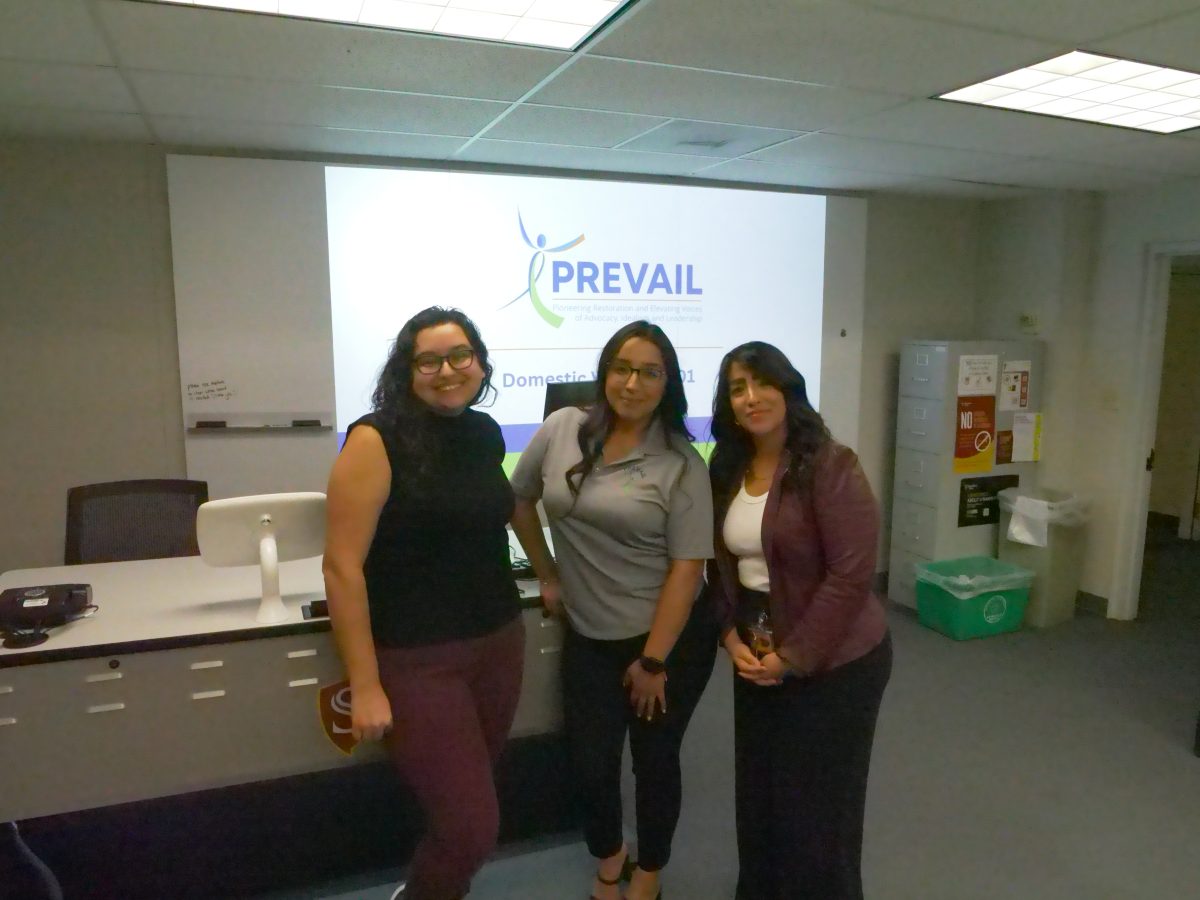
left=1111, top=240, right=1200, bottom=619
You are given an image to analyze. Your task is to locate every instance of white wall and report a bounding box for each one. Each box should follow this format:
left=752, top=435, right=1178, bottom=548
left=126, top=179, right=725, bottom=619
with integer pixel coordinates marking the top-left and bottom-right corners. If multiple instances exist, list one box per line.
left=1087, top=179, right=1200, bottom=613
left=975, top=192, right=1099, bottom=500
left=976, top=179, right=1200, bottom=613
left=820, top=196, right=869, bottom=452
left=0, top=139, right=184, bottom=575
left=0, top=137, right=985, bottom=584
left=1149, top=272, right=1200, bottom=518
left=857, top=195, right=982, bottom=567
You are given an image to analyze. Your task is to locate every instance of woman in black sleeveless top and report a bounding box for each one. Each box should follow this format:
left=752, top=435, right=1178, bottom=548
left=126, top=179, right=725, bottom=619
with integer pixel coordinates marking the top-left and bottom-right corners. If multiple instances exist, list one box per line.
left=323, top=307, right=523, bottom=900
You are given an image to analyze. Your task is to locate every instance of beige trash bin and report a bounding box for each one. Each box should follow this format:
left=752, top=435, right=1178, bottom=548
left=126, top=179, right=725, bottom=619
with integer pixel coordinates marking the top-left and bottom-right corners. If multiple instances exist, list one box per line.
left=997, top=488, right=1088, bottom=629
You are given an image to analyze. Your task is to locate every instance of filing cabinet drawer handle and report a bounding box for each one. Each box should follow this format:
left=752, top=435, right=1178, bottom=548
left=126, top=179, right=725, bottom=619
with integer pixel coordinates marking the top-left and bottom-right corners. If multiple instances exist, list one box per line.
left=908, top=430, right=927, bottom=437
left=191, top=660, right=224, bottom=670
left=539, top=619, right=557, bottom=629
left=87, top=703, right=126, bottom=714
left=85, top=672, right=122, bottom=683
left=912, top=376, right=930, bottom=382
left=0, top=717, right=15, bottom=727
left=539, top=646, right=562, bottom=655
left=289, top=678, right=319, bottom=688
left=192, top=690, right=226, bottom=701
left=287, top=649, right=318, bottom=659
left=0, top=685, right=12, bottom=695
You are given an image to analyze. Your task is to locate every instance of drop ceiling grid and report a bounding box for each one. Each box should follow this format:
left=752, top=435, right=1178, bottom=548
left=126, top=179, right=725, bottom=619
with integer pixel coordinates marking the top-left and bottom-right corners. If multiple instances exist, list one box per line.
left=0, top=0, right=1195, bottom=194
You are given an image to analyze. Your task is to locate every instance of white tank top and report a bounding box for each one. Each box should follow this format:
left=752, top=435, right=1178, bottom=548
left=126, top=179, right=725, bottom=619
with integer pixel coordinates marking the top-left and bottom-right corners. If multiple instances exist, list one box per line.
left=722, top=482, right=770, bottom=591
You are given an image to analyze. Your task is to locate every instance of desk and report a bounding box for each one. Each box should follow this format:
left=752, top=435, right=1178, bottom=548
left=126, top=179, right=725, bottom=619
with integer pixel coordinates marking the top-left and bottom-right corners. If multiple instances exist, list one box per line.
left=0, top=556, right=563, bottom=824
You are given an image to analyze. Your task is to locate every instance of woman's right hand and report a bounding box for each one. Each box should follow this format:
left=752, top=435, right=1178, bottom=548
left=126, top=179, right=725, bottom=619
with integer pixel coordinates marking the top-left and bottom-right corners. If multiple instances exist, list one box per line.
left=724, top=634, right=769, bottom=681
left=538, top=577, right=563, bottom=618
left=351, top=681, right=394, bottom=742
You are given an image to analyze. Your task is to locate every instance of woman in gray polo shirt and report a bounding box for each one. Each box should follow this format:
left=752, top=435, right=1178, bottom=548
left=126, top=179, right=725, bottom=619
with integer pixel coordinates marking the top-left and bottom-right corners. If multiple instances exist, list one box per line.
left=511, top=321, right=715, bottom=900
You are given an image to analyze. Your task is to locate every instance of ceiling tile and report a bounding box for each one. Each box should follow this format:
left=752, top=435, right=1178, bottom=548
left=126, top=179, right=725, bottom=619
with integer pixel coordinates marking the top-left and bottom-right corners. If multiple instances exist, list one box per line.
left=483, top=104, right=667, bottom=148
left=0, top=0, right=115, bottom=66
left=0, top=106, right=152, bottom=142
left=96, top=0, right=568, bottom=100
left=152, top=115, right=469, bottom=158
left=591, top=0, right=1058, bottom=96
left=532, top=57, right=907, bottom=132
left=699, top=157, right=929, bottom=192
left=455, top=138, right=715, bottom=175
left=978, top=156, right=1171, bottom=191
left=130, top=71, right=508, bottom=135
left=0, top=60, right=138, bottom=114
left=749, top=133, right=1021, bottom=180
left=618, top=120, right=801, bottom=158
left=856, top=0, right=1200, bottom=44
left=1063, top=131, right=1200, bottom=177
left=828, top=99, right=1151, bottom=160
left=885, top=177, right=1038, bottom=199
left=1092, top=9, right=1200, bottom=75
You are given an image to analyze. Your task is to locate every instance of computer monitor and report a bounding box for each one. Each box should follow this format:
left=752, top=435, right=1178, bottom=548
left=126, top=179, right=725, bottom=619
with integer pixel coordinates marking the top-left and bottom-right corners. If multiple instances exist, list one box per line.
left=196, top=492, right=326, bottom=623
left=544, top=380, right=596, bottom=420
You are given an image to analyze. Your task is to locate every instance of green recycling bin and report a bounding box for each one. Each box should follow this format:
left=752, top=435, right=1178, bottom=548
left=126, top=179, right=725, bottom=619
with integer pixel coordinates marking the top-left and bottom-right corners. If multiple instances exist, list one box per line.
left=915, top=556, right=1034, bottom=640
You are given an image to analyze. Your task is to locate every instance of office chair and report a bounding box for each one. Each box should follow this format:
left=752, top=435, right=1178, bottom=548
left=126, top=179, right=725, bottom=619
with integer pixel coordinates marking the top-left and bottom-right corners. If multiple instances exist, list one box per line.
left=64, top=479, right=209, bottom=565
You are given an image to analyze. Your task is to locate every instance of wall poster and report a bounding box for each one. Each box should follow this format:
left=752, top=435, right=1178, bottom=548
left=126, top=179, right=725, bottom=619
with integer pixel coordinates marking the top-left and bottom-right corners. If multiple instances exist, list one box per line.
left=1000, top=359, right=1031, bottom=412
left=957, top=354, right=998, bottom=396
left=1012, top=412, right=1043, bottom=462
left=958, top=474, right=1020, bottom=527
left=954, top=395, right=996, bottom=473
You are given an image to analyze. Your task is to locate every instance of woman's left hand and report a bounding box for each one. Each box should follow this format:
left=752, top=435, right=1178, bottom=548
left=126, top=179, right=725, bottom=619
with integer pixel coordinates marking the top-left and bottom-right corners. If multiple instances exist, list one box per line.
left=624, top=659, right=667, bottom=721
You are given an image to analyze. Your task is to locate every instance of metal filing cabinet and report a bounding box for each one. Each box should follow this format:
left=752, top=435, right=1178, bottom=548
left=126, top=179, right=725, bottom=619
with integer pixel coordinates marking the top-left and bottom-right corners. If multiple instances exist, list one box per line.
left=888, top=340, right=1045, bottom=608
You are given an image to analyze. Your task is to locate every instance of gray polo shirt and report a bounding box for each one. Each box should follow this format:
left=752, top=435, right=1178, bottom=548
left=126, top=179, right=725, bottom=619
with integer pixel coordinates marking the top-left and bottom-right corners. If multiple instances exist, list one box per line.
left=511, top=406, right=714, bottom=640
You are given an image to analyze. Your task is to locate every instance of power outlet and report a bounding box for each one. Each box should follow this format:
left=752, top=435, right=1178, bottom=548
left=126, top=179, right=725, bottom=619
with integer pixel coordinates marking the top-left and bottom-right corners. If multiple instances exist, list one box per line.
left=1019, top=312, right=1040, bottom=334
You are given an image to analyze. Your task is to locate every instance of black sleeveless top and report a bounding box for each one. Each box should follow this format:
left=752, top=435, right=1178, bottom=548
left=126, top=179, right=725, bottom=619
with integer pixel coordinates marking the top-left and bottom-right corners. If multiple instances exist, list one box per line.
left=349, top=409, right=520, bottom=648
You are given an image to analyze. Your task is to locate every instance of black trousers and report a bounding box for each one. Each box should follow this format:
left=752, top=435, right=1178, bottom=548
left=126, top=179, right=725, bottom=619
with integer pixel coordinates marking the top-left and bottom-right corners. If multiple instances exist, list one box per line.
left=561, top=599, right=719, bottom=871
left=734, top=633, right=893, bottom=900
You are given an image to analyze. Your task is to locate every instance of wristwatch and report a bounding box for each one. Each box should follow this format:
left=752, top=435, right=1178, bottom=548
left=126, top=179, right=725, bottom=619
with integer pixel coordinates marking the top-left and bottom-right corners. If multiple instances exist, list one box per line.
left=638, top=655, right=666, bottom=675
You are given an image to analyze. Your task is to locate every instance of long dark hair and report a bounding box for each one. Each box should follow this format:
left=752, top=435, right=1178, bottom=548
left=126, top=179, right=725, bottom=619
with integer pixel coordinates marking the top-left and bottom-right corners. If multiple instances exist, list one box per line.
left=565, top=320, right=692, bottom=499
left=709, top=342, right=830, bottom=499
left=371, top=306, right=495, bottom=486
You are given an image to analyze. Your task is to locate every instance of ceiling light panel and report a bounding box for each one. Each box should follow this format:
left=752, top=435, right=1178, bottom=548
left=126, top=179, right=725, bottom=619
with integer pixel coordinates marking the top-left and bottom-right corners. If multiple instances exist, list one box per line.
left=143, top=0, right=628, bottom=50
left=939, top=51, right=1200, bottom=135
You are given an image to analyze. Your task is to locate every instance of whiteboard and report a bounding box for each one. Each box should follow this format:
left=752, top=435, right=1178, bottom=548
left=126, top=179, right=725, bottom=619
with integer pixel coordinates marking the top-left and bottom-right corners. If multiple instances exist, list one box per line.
left=167, top=156, right=338, bottom=499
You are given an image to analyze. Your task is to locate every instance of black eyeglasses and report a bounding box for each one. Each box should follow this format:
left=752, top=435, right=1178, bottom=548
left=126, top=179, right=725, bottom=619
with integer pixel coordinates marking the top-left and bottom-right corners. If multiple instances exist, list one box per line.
left=609, top=361, right=666, bottom=383
left=413, top=346, right=475, bottom=375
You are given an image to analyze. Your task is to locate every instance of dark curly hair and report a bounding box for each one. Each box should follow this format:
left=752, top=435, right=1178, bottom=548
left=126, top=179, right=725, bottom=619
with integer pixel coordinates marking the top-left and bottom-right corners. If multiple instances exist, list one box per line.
left=371, top=306, right=495, bottom=487
left=709, top=341, right=830, bottom=500
left=565, top=320, right=692, bottom=499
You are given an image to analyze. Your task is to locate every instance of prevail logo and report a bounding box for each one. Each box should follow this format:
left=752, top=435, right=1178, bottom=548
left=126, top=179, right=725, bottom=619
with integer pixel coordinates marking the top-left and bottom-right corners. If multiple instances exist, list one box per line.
left=500, top=211, right=585, bottom=328
left=318, top=680, right=359, bottom=755
left=551, top=261, right=703, bottom=296
left=501, top=211, right=703, bottom=329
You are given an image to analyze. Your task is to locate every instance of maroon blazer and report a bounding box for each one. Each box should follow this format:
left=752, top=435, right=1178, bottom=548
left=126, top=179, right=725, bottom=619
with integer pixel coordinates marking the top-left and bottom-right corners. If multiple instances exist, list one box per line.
left=711, top=442, right=888, bottom=675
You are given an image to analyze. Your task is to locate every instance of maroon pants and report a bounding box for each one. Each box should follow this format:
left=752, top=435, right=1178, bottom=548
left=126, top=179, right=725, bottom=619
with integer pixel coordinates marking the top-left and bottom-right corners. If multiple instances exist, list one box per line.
left=377, top=617, right=525, bottom=900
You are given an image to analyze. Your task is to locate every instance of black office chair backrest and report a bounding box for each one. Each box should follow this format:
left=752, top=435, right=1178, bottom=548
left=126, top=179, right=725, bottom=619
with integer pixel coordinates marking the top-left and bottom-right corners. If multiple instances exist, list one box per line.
left=64, top=479, right=210, bottom=565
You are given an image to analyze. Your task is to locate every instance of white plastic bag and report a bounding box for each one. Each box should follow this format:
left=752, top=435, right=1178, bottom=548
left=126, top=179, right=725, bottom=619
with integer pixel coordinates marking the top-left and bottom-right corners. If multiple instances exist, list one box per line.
left=999, top=488, right=1087, bottom=548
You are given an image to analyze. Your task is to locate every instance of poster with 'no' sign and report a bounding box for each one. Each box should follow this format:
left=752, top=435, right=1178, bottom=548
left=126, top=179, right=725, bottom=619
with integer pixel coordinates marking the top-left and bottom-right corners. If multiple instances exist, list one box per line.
left=954, top=395, right=996, bottom=474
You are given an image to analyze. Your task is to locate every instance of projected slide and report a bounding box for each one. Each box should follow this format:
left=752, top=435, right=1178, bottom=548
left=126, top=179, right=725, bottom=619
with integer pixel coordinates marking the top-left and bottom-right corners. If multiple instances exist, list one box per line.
left=325, top=167, right=826, bottom=452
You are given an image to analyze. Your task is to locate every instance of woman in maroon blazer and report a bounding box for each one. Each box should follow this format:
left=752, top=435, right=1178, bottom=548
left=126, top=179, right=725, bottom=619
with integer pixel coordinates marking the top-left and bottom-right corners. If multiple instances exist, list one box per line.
left=708, top=341, right=892, bottom=900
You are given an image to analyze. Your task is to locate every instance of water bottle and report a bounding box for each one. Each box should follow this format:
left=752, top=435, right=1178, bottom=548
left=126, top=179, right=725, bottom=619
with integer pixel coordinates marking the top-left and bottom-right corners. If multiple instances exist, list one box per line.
left=745, top=608, right=774, bottom=660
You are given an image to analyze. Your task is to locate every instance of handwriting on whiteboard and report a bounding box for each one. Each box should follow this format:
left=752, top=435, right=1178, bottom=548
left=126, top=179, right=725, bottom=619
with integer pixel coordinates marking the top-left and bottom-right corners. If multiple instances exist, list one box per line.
left=186, top=380, right=236, bottom=401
